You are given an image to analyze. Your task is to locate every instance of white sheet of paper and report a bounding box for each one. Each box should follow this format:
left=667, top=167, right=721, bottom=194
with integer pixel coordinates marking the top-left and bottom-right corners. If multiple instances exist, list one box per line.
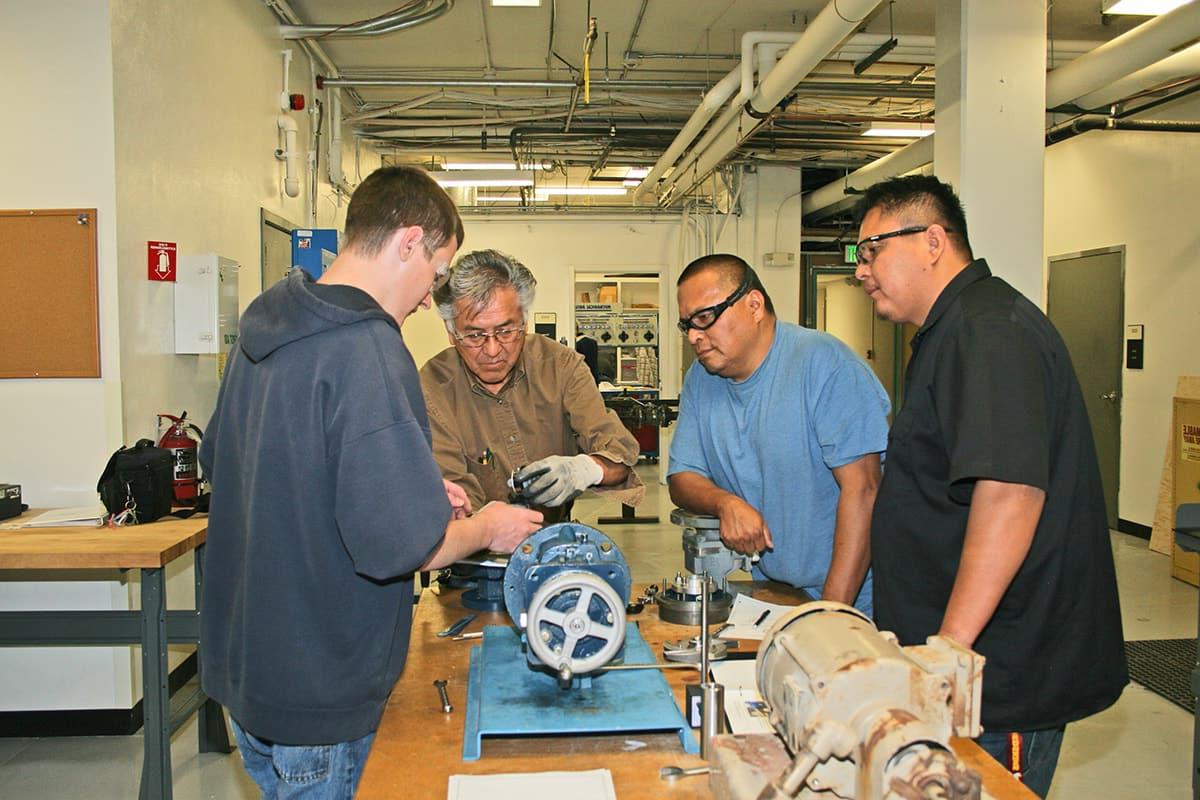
left=710, top=661, right=774, bottom=734
left=715, top=594, right=796, bottom=641
left=448, top=769, right=616, bottom=800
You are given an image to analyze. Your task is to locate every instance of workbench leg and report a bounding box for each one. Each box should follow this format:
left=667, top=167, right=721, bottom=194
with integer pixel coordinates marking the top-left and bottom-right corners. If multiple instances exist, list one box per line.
left=139, top=568, right=172, bottom=800
left=597, top=503, right=660, bottom=526
left=193, top=544, right=231, bottom=754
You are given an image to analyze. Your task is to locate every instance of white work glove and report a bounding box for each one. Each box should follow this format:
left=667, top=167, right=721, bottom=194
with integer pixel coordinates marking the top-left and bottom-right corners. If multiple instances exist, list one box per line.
left=514, top=454, right=604, bottom=507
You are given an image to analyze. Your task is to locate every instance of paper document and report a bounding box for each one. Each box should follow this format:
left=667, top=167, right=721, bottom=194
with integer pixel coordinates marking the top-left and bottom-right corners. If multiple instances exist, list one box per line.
left=448, top=769, right=616, bottom=800
left=710, top=660, right=774, bottom=735
left=0, top=504, right=106, bottom=530
left=715, top=594, right=796, bottom=641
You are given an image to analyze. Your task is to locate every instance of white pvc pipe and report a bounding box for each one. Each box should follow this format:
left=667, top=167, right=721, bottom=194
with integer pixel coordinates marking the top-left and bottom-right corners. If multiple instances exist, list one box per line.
left=1046, top=0, right=1200, bottom=108
left=277, top=114, right=301, bottom=198
left=741, top=32, right=803, bottom=101
left=657, top=0, right=884, bottom=202
left=1074, top=41, right=1200, bottom=110
left=801, top=134, right=935, bottom=219
left=280, top=49, right=293, bottom=111
left=328, top=89, right=345, bottom=186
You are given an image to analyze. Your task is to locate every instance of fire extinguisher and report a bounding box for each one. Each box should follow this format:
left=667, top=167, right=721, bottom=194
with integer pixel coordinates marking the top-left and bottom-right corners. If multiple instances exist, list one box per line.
left=157, top=412, right=204, bottom=506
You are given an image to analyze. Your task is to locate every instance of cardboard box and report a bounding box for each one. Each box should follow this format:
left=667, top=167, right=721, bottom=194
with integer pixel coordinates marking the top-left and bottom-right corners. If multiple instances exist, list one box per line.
left=1172, top=398, right=1200, bottom=586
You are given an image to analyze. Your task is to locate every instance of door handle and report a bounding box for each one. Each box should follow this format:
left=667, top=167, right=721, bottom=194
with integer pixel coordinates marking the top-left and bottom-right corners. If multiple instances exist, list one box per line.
left=1100, top=390, right=1119, bottom=402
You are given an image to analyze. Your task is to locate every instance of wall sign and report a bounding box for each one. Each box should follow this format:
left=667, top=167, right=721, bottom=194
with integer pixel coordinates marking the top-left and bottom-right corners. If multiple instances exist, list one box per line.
left=148, top=241, right=177, bottom=282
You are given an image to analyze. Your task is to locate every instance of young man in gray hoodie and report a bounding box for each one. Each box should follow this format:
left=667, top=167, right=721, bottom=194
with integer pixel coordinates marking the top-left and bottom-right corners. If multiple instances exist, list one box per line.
left=200, top=166, right=542, bottom=798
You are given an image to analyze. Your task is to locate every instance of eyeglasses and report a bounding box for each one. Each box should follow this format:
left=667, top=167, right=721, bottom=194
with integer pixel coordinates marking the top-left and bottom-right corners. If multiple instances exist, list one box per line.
left=452, top=325, right=525, bottom=349
left=677, top=271, right=754, bottom=333
left=855, top=225, right=953, bottom=266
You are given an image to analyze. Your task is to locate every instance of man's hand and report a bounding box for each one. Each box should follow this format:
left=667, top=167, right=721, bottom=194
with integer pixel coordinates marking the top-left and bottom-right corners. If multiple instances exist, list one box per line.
left=443, top=479, right=472, bottom=520
left=474, top=501, right=544, bottom=553
left=715, top=494, right=774, bottom=554
left=514, top=454, right=603, bottom=507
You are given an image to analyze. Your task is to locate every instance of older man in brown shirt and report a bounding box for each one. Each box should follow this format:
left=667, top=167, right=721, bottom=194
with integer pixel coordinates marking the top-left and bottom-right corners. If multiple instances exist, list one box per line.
left=420, top=249, right=644, bottom=523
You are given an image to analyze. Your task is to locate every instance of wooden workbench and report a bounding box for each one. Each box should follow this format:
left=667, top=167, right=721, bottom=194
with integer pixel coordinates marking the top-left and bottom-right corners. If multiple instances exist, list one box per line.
left=0, top=511, right=230, bottom=799
left=358, top=582, right=1035, bottom=799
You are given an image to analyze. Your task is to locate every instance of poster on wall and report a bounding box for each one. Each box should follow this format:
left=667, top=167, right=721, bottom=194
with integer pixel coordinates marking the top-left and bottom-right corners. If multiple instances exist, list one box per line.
left=1183, top=422, right=1200, bottom=464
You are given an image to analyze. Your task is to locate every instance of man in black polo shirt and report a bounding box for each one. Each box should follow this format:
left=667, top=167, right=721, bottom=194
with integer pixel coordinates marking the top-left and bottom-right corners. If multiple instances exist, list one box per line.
left=853, top=175, right=1127, bottom=797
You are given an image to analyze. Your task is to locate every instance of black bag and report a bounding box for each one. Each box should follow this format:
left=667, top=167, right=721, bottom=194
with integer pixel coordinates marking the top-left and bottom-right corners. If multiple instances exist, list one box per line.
left=96, top=439, right=174, bottom=523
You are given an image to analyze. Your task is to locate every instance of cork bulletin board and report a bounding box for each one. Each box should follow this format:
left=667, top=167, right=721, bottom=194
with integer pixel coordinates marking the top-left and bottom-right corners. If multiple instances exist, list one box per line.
left=0, top=209, right=100, bottom=378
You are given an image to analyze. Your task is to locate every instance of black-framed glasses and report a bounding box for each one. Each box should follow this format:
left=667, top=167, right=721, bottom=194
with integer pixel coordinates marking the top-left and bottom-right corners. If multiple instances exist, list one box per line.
left=855, top=225, right=953, bottom=266
left=676, top=270, right=755, bottom=333
left=452, top=325, right=525, bottom=349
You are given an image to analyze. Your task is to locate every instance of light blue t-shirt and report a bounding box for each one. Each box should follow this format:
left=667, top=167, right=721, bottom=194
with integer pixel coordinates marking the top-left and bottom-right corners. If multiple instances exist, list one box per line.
left=668, top=320, right=890, bottom=615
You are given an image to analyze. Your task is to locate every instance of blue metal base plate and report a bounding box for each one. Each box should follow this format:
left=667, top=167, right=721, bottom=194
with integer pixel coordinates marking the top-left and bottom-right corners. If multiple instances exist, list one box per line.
left=463, top=624, right=698, bottom=760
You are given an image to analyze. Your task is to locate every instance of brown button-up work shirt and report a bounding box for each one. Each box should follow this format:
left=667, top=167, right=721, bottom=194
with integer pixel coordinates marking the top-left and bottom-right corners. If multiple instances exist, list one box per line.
left=419, top=334, right=645, bottom=515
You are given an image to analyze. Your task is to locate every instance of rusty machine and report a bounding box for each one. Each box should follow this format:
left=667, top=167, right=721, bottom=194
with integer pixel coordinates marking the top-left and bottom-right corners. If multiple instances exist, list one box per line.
left=708, top=602, right=986, bottom=800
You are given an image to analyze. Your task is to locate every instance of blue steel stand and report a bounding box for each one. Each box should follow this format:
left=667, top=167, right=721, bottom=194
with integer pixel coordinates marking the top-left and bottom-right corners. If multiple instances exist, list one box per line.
left=463, top=624, right=698, bottom=760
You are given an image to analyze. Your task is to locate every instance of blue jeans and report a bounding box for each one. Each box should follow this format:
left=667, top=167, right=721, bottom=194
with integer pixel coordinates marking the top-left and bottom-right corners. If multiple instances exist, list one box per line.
left=975, top=726, right=1065, bottom=798
left=230, top=717, right=375, bottom=799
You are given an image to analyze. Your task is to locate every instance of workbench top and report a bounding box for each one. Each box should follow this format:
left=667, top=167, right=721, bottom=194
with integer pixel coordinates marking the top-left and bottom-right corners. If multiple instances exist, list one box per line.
left=0, top=510, right=207, bottom=569
left=358, top=581, right=1035, bottom=799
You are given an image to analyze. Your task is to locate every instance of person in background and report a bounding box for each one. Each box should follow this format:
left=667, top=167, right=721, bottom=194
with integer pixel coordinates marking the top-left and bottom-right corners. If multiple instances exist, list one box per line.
left=421, top=249, right=643, bottom=525
left=853, top=174, right=1127, bottom=796
left=200, top=167, right=542, bottom=798
left=668, top=254, right=889, bottom=615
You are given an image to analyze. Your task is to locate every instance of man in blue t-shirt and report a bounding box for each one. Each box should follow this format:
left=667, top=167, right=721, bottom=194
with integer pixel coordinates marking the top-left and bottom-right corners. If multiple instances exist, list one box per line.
left=668, top=254, right=890, bottom=614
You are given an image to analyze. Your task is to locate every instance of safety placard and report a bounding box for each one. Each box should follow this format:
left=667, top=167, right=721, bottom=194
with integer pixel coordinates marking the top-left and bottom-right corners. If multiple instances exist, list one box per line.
left=1183, top=423, right=1200, bottom=463
left=148, top=241, right=177, bottom=282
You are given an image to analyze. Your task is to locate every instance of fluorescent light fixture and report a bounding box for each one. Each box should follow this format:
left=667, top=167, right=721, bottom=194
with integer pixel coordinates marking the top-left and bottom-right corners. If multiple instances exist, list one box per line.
left=1102, top=0, right=1190, bottom=14
left=535, top=186, right=629, bottom=196
left=434, top=170, right=535, bottom=188
left=491, top=0, right=541, bottom=6
left=442, top=162, right=544, bottom=170
left=475, top=195, right=526, bottom=202
left=862, top=122, right=934, bottom=138
left=623, top=166, right=651, bottom=179
left=623, top=180, right=641, bottom=187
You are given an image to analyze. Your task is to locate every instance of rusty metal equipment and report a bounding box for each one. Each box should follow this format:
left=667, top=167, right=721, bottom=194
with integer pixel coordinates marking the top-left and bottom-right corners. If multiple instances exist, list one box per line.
left=709, top=602, right=985, bottom=800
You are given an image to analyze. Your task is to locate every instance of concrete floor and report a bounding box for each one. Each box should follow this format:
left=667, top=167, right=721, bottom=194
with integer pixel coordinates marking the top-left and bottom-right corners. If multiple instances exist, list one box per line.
left=0, top=464, right=1193, bottom=798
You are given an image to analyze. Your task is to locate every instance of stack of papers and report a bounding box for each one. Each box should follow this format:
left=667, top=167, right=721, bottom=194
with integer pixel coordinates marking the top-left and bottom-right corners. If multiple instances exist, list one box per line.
left=0, top=504, right=106, bottom=530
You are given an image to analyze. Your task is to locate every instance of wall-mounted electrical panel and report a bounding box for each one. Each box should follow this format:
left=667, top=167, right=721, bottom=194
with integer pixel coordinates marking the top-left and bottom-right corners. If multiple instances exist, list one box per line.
left=175, top=254, right=240, bottom=355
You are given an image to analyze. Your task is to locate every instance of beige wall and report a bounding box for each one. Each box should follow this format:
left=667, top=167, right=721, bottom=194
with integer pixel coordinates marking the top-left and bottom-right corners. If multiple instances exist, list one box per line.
left=1044, top=93, right=1200, bottom=527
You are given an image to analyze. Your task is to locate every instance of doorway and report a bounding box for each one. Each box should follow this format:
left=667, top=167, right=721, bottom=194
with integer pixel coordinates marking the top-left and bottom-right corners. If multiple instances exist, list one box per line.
left=1047, top=246, right=1125, bottom=531
left=803, top=259, right=902, bottom=413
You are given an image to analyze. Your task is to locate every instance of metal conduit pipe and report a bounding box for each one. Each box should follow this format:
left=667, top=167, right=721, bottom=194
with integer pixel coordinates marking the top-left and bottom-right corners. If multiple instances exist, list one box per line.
left=1046, top=0, right=1200, bottom=109
left=318, top=76, right=711, bottom=91
left=1074, top=42, right=1200, bottom=111
left=1045, top=116, right=1200, bottom=144
left=280, top=0, right=454, bottom=38
left=655, top=0, right=884, bottom=204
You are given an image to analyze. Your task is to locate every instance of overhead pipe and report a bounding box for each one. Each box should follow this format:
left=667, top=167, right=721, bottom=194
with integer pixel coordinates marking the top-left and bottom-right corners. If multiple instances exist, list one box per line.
left=280, top=0, right=454, bottom=39
left=318, top=76, right=709, bottom=91
left=802, top=0, right=1200, bottom=221
left=1046, top=116, right=1200, bottom=145
left=654, top=0, right=885, bottom=204
left=1045, top=0, right=1200, bottom=109
left=1074, top=42, right=1200, bottom=111
left=801, top=135, right=934, bottom=222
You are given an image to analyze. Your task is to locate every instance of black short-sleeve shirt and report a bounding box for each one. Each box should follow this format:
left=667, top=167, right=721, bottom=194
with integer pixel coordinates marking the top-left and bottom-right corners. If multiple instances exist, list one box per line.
left=872, top=259, right=1127, bottom=731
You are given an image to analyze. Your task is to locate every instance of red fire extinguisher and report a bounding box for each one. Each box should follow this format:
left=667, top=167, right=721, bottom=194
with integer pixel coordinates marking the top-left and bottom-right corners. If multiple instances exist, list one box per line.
left=157, top=412, right=204, bottom=506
